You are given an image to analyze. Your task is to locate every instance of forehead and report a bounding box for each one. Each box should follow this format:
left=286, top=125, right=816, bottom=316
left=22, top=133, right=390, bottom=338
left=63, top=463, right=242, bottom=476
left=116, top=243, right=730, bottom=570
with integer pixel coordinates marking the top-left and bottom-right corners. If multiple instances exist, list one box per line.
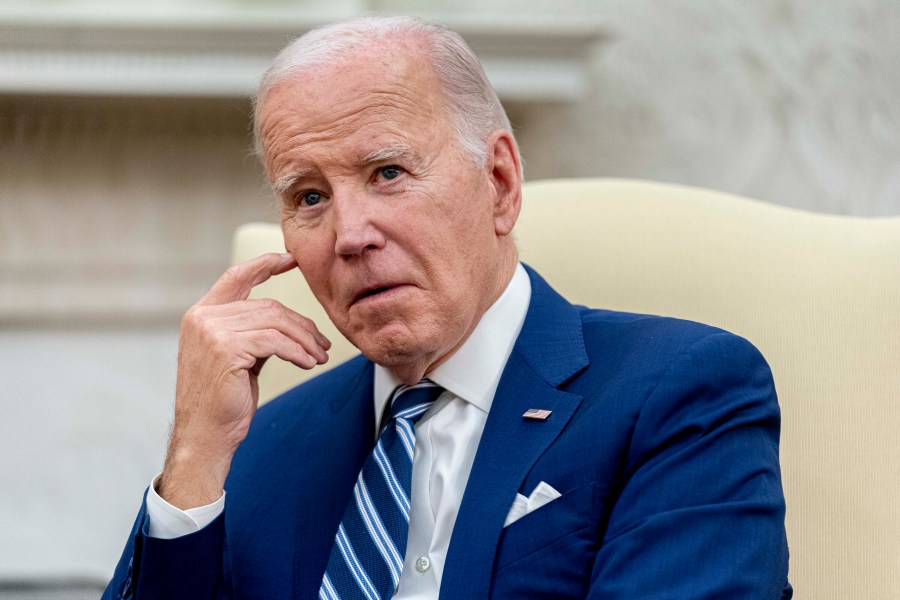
left=257, top=48, right=450, bottom=176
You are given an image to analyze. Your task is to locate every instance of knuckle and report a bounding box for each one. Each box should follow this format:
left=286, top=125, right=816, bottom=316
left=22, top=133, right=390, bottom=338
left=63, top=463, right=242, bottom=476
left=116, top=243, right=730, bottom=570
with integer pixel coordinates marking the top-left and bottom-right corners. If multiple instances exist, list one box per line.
left=221, top=264, right=243, bottom=282
left=224, top=262, right=244, bottom=278
left=181, top=306, right=204, bottom=330
left=211, top=329, right=232, bottom=348
left=293, top=313, right=316, bottom=330
left=259, top=298, right=281, bottom=311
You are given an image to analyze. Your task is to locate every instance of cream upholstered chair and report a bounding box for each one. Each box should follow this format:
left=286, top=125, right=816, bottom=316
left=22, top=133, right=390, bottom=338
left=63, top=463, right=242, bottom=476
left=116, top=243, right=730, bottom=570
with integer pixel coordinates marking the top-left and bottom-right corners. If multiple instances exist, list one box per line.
left=233, top=177, right=900, bottom=599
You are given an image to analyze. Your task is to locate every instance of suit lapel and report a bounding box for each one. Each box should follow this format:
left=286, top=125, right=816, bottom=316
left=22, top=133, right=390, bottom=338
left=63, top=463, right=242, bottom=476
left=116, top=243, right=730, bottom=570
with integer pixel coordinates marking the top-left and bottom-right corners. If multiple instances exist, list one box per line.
left=292, top=358, right=376, bottom=597
left=440, top=267, right=589, bottom=599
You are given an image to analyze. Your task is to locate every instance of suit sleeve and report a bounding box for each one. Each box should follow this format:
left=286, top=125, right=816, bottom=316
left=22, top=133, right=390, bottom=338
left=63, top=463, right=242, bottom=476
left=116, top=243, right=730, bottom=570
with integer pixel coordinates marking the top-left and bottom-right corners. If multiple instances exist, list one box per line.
left=102, top=489, right=226, bottom=600
left=588, top=332, right=791, bottom=599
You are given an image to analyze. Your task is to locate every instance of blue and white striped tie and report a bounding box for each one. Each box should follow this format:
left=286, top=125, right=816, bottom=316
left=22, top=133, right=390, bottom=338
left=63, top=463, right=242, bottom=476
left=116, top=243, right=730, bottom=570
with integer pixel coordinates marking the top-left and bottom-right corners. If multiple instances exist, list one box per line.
left=320, top=379, right=443, bottom=600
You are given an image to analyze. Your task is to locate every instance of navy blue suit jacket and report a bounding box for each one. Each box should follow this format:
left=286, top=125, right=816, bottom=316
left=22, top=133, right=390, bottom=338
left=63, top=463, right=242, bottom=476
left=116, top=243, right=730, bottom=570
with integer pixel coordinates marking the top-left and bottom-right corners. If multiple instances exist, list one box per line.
left=105, top=267, right=791, bottom=599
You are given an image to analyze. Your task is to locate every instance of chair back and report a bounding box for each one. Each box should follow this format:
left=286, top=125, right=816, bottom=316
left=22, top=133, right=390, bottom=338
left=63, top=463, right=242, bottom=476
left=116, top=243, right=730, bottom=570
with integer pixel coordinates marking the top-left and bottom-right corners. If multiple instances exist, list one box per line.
left=233, top=177, right=900, bottom=599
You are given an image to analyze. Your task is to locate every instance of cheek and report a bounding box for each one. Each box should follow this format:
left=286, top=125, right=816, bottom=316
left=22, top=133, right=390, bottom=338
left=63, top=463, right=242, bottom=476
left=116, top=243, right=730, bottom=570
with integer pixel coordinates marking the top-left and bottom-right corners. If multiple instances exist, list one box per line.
left=283, top=226, right=333, bottom=297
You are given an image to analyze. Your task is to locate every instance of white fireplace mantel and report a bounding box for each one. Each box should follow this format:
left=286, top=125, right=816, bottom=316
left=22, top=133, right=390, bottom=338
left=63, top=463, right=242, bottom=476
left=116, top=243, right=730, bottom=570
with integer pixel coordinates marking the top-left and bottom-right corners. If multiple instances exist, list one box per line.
left=0, top=6, right=608, bottom=101
left=0, top=5, right=609, bottom=327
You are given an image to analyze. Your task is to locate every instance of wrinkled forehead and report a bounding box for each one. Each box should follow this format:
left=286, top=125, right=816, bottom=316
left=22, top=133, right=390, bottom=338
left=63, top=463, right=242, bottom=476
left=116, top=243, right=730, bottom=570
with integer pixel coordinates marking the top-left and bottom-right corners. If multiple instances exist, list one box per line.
left=258, top=48, right=446, bottom=127
left=258, top=43, right=447, bottom=130
left=256, top=49, right=453, bottom=176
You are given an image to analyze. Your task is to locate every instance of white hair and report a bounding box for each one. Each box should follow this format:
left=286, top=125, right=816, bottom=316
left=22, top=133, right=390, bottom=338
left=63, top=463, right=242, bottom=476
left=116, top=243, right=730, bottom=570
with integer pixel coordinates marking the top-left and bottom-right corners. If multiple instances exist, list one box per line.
left=252, top=15, right=518, bottom=169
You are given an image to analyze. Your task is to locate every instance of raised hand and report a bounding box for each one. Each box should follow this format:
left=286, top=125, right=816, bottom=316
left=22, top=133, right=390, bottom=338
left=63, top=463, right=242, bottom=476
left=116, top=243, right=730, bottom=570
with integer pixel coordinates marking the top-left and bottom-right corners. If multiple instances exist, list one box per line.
left=158, top=252, right=331, bottom=509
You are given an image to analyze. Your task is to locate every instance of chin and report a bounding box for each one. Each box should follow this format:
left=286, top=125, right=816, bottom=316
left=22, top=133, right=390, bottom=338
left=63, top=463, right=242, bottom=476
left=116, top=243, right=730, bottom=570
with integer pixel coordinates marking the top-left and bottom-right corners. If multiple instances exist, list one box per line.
left=350, top=324, right=436, bottom=370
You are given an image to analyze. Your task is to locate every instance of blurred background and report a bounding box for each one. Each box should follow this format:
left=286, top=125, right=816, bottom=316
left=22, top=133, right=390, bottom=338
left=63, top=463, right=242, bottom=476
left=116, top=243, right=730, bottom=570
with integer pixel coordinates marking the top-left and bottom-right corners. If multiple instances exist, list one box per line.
left=1, top=0, right=898, bottom=596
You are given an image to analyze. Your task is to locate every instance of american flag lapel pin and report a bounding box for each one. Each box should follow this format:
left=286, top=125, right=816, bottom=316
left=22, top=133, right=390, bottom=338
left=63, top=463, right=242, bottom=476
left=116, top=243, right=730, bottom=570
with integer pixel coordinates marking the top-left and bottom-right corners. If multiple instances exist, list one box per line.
left=523, top=408, right=552, bottom=421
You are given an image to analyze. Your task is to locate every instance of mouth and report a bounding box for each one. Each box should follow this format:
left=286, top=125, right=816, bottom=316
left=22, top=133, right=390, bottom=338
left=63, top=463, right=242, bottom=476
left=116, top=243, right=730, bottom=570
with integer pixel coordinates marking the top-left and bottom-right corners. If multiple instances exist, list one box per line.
left=351, top=283, right=407, bottom=306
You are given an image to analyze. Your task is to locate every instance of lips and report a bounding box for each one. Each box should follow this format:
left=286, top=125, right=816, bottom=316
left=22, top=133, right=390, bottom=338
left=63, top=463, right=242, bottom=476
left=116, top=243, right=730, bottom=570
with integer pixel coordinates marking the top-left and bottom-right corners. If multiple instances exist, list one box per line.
left=350, top=283, right=407, bottom=306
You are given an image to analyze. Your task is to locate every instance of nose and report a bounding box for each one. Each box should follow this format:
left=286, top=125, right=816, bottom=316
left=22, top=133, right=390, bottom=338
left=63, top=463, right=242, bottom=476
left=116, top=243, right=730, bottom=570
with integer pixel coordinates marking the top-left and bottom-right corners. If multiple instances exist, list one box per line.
left=332, top=191, right=386, bottom=257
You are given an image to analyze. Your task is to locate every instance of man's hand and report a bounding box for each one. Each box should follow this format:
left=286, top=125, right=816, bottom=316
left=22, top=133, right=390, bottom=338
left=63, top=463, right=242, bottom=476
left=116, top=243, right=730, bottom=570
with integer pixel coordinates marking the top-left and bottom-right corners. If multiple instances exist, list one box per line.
left=158, top=252, right=331, bottom=509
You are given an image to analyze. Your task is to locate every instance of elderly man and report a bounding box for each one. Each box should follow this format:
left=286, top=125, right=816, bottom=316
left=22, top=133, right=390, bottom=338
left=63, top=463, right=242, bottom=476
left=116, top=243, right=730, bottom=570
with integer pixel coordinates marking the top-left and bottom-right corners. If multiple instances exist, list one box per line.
left=105, top=16, right=791, bottom=600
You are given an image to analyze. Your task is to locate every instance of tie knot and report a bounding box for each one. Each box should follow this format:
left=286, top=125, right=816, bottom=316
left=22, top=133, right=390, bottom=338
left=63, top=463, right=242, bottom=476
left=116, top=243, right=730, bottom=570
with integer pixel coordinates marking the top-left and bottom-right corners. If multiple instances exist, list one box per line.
left=389, top=379, right=443, bottom=424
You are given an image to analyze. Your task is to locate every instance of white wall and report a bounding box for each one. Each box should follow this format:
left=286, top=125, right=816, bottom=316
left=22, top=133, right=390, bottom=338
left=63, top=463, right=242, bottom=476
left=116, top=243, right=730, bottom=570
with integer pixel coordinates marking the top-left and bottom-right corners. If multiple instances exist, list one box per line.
left=512, top=0, right=900, bottom=216
left=0, top=330, right=176, bottom=583
left=386, top=0, right=900, bottom=216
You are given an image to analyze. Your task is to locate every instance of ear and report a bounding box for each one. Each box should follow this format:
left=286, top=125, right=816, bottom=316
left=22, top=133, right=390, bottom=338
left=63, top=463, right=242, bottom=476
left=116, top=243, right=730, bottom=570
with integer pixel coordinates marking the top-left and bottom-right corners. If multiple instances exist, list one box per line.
left=485, top=129, right=523, bottom=237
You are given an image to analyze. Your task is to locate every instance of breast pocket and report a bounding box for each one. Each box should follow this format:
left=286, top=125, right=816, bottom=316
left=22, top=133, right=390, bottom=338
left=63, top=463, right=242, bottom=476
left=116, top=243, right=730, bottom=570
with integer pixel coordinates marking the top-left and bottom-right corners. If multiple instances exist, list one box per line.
left=494, top=482, right=600, bottom=575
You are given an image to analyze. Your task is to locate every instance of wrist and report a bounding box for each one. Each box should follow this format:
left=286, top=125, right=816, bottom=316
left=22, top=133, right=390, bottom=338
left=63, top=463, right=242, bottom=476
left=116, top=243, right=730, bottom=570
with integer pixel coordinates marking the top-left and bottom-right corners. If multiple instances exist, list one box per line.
left=158, top=440, right=235, bottom=510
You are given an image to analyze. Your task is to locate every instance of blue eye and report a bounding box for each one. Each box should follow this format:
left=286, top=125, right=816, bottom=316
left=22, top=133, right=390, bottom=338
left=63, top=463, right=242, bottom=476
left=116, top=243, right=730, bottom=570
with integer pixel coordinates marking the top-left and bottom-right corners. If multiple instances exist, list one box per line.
left=379, top=166, right=401, bottom=180
left=301, top=191, right=322, bottom=207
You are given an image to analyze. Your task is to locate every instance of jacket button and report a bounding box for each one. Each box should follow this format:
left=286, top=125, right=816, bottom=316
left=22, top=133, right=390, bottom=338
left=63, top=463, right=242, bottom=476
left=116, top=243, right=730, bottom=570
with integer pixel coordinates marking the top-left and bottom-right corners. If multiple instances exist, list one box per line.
left=415, top=556, right=431, bottom=572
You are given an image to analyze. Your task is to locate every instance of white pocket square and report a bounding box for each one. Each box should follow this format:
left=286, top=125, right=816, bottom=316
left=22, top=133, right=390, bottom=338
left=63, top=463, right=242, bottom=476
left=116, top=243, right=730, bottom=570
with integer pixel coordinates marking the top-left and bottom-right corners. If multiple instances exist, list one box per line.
left=503, top=481, right=562, bottom=527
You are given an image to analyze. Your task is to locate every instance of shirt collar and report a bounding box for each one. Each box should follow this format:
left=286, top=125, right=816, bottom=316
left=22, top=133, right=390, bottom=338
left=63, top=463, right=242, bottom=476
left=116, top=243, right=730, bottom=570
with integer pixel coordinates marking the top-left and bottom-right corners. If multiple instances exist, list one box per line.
left=373, top=263, right=531, bottom=426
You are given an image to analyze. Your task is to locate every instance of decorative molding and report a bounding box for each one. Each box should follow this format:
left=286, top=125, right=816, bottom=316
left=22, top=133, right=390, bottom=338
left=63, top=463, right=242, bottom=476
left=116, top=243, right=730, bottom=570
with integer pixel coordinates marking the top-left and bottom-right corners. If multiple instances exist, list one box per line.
left=0, top=7, right=609, bottom=326
left=0, top=95, right=272, bottom=327
left=0, top=8, right=608, bottom=101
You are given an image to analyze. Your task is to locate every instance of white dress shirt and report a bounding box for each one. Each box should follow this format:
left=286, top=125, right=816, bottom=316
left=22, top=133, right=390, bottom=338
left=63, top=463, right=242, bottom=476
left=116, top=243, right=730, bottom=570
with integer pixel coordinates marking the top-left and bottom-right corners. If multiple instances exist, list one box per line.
left=146, top=263, right=531, bottom=598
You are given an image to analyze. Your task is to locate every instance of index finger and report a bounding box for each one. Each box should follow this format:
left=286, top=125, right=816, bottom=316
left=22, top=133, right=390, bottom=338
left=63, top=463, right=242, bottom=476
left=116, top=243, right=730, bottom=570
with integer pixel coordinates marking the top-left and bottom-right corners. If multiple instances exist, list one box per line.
left=198, top=252, right=298, bottom=306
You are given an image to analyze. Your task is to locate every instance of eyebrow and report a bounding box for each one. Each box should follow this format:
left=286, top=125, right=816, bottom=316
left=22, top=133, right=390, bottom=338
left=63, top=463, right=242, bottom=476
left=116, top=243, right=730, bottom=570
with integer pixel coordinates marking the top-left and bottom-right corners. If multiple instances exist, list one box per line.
left=271, top=144, right=415, bottom=194
left=361, top=144, right=415, bottom=165
left=272, top=169, right=310, bottom=195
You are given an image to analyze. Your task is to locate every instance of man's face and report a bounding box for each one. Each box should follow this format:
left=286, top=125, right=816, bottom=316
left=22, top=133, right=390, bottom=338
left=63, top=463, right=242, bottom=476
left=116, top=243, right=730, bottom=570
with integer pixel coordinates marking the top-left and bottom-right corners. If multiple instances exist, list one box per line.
left=257, top=48, right=516, bottom=378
